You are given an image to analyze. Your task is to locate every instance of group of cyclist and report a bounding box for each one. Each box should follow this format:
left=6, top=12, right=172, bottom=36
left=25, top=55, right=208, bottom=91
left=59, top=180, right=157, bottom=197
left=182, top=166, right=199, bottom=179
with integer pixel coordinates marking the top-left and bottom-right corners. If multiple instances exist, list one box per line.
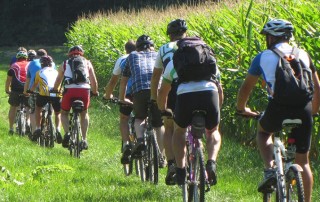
left=103, top=18, right=317, bottom=202
left=6, top=46, right=98, bottom=150
left=5, top=17, right=317, bottom=201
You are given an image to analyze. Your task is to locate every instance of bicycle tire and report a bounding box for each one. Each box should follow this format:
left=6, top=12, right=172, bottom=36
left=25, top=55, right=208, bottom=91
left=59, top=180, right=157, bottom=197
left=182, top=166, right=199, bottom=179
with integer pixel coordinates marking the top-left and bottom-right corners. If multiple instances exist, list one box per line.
left=17, top=112, right=23, bottom=135
left=73, top=117, right=81, bottom=158
left=138, top=157, right=146, bottom=182
left=20, top=111, right=26, bottom=136
left=188, top=147, right=205, bottom=202
left=123, top=160, right=133, bottom=176
left=147, top=132, right=159, bottom=184
left=47, top=115, right=55, bottom=148
left=286, top=166, right=305, bottom=202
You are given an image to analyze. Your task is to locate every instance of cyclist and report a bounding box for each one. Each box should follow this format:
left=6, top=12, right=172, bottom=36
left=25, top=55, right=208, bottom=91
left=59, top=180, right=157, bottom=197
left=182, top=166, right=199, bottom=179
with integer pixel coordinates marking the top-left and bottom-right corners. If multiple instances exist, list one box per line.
left=27, top=50, right=37, bottom=61
left=53, top=45, right=99, bottom=150
left=10, top=47, right=27, bottom=66
left=119, top=35, right=164, bottom=159
left=103, top=40, right=136, bottom=164
left=5, top=50, right=30, bottom=134
left=29, top=55, right=62, bottom=142
left=150, top=18, right=187, bottom=184
left=236, top=19, right=319, bottom=202
left=158, top=43, right=223, bottom=186
left=24, top=49, right=51, bottom=138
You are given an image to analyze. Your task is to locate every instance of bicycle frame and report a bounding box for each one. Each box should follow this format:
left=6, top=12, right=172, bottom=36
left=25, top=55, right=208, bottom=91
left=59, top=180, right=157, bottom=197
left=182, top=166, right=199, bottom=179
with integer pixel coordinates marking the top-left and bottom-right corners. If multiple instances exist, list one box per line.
left=69, top=100, right=84, bottom=158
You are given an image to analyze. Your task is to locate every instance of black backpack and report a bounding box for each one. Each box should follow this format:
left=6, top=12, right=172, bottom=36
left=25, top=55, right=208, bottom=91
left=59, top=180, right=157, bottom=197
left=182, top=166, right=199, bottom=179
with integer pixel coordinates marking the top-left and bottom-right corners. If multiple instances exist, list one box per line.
left=68, top=55, right=89, bottom=84
left=173, top=37, right=217, bottom=83
left=272, top=47, right=314, bottom=107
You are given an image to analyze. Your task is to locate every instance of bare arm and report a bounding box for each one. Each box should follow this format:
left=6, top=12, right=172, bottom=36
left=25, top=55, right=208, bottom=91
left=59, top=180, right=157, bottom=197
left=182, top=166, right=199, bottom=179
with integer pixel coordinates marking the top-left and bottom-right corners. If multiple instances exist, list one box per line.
left=119, top=76, right=129, bottom=101
left=5, top=76, right=12, bottom=93
left=103, top=74, right=119, bottom=99
left=157, top=81, right=172, bottom=111
left=150, top=68, right=163, bottom=100
left=312, top=71, right=320, bottom=114
left=53, top=64, right=65, bottom=91
left=236, top=74, right=259, bottom=115
left=88, top=62, right=98, bottom=94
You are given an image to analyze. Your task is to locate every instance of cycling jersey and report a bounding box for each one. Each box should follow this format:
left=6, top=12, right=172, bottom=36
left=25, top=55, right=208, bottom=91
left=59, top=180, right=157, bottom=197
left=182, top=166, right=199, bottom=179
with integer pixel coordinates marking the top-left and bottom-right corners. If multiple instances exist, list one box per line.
left=154, top=41, right=178, bottom=71
left=113, top=54, right=132, bottom=96
left=248, top=42, right=312, bottom=96
left=34, top=66, right=60, bottom=96
left=162, top=60, right=220, bottom=95
left=7, top=60, right=29, bottom=92
left=27, top=59, right=41, bottom=89
left=63, top=58, right=92, bottom=89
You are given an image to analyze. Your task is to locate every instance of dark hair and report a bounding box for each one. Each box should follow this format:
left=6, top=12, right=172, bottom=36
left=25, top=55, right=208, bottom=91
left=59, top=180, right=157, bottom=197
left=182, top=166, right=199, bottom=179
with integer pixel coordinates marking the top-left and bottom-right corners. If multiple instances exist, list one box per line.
left=37, top=49, right=47, bottom=57
left=40, top=55, right=53, bottom=67
left=125, top=40, right=136, bottom=54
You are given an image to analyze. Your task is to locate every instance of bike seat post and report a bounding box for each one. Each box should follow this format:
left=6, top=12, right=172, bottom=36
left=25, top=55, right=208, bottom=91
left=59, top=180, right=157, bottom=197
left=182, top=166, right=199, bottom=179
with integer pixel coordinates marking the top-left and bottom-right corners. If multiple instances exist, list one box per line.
left=191, top=110, right=206, bottom=139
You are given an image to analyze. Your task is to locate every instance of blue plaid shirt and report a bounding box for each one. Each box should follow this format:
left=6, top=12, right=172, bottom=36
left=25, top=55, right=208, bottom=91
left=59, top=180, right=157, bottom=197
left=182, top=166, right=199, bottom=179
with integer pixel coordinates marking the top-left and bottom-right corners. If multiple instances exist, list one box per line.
left=122, top=50, right=157, bottom=94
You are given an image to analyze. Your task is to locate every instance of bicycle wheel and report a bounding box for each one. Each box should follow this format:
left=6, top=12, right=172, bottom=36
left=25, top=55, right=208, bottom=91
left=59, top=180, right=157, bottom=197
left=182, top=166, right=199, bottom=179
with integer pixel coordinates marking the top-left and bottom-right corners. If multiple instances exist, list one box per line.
left=188, top=147, right=205, bottom=202
left=20, top=111, right=26, bottom=136
left=138, top=157, right=146, bottom=182
left=72, top=118, right=81, bottom=158
left=286, top=166, right=304, bottom=202
left=17, top=112, right=23, bottom=135
left=47, top=115, right=55, bottom=148
left=146, top=132, right=159, bottom=184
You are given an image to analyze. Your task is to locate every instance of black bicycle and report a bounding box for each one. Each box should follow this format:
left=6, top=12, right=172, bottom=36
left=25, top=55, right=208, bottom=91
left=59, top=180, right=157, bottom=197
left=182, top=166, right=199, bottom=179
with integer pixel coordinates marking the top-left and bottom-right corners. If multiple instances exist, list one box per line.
left=68, top=99, right=85, bottom=158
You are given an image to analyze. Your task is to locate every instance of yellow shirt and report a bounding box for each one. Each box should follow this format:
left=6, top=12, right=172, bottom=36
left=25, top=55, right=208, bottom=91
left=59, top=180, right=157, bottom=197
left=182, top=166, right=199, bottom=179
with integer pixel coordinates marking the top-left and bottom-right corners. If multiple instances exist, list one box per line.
left=34, top=66, right=61, bottom=97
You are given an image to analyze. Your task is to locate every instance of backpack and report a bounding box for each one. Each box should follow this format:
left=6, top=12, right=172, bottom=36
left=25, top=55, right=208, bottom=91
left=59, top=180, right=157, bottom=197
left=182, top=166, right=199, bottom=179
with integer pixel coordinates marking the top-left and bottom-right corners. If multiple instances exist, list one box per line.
left=173, top=37, right=217, bottom=83
left=271, top=47, right=314, bottom=107
left=67, top=55, right=89, bottom=84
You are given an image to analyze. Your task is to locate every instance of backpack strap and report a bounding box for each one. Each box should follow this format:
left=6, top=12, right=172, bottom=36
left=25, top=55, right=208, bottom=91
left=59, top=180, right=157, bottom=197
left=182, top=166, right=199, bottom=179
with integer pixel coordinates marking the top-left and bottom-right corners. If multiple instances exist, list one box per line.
left=271, top=47, right=286, bottom=59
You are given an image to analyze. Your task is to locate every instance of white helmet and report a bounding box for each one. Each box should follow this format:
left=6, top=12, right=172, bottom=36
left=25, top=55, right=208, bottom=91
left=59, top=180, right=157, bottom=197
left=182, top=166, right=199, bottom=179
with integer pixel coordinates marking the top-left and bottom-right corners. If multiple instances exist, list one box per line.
left=260, top=19, right=294, bottom=37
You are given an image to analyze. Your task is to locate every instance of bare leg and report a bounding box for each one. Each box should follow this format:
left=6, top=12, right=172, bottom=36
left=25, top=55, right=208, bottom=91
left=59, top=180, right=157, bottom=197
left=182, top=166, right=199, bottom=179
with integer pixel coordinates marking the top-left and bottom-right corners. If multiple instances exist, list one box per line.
left=120, top=113, right=130, bottom=143
left=35, top=106, right=42, bottom=129
left=173, top=123, right=186, bottom=168
left=54, top=112, right=61, bottom=132
left=205, top=126, right=221, bottom=161
left=154, top=125, right=165, bottom=154
left=257, top=124, right=274, bottom=168
left=163, top=118, right=175, bottom=161
left=61, top=110, right=69, bottom=133
left=8, top=106, right=17, bottom=130
left=134, top=118, right=145, bottom=139
left=295, top=152, right=313, bottom=202
left=80, top=110, right=89, bottom=140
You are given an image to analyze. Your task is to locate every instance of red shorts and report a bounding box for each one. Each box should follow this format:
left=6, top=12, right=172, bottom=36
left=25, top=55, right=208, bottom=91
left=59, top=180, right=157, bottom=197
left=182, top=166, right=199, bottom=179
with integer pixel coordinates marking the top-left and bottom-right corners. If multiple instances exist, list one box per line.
left=61, top=88, right=90, bottom=111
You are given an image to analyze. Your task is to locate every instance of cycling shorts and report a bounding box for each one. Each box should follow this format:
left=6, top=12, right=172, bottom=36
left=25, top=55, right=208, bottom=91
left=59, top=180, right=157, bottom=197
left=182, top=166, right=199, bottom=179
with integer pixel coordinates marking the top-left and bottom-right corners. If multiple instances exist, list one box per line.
left=36, top=95, right=61, bottom=113
left=119, top=95, right=133, bottom=116
left=8, top=91, right=29, bottom=107
left=259, top=100, right=312, bottom=154
left=174, top=90, right=220, bottom=130
left=61, top=88, right=90, bottom=111
left=167, top=82, right=178, bottom=111
left=133, top=90, right=163, bottom=127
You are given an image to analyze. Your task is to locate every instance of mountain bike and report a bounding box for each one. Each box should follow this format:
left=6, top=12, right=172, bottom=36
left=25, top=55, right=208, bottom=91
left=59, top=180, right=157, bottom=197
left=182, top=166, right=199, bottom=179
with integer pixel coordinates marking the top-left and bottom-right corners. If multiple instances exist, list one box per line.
left=68, top=99, right=85, bottom=158
left=236, top=112, right=305, bottom=202
left=182, top=110, right=211, bottom=202
left=103, top=97, right=140, bottom=176
left=14, top=94, right=28, bottom=136
left=132, top=101, right=160, bottom=184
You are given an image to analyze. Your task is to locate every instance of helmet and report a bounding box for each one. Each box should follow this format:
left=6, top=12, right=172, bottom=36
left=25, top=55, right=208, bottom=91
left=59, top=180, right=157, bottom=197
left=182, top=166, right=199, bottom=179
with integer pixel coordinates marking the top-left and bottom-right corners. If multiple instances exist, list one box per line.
left=27, top=50, right=37, bottom=59
left=166, top=19, right=188, bottom=35
left=40, top=55, right=53, bottom=67
left=260, top=19, right=294, bottom=37
left=16, top=51, right=28, bottom=59
left=68, top=45, right=84, bottom=56
left=136, top=35, right=154, bottom=49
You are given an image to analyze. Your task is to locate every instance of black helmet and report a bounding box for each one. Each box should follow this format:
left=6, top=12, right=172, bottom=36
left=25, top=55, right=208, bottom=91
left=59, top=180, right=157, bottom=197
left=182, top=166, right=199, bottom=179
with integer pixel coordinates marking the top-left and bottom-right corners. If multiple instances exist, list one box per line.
left=166, top=19, right=188, bottom=35
left=68, top=45, right=84, bottom=57
left=136, top=35, right=154, bottom=49
left=27, top=50, right=37, bottom=61
left=40, top=55, right=53, bottom=67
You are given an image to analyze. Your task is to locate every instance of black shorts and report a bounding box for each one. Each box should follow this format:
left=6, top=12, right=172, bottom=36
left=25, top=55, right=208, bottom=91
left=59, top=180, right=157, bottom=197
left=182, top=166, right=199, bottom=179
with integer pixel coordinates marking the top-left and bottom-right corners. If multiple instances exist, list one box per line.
left=174, top=90, right=220, bottom=129
left=36, top=95, right=62, bottom=113
left=259, top=100, right=312, bottom=153
left=167, top=81, right=178, bottom=110
left=119, top=95, right=133, bottom=116
left=133, top=90, right=162, bottom=127
left=8, top=91, right=29, bottom=107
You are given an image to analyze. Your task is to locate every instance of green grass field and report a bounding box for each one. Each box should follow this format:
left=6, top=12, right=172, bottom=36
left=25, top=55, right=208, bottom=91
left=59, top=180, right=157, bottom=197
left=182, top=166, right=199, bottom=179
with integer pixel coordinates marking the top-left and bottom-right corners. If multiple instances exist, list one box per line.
left=0, top=43, right=319, bottom=201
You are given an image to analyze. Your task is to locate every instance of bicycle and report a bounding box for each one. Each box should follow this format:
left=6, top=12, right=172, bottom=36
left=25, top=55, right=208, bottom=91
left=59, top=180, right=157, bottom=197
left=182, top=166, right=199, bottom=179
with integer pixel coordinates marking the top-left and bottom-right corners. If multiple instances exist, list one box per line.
left=103, top=97, right=140, bottom=176
left=182, top=110, right=211, bottom=202
left=14, top=94, right=28, bottom=136
left=68, top=99, right=85, bottom=158
left=236, top=112, right=305, bottom=202
left=131, top=101, right=160, bottom=184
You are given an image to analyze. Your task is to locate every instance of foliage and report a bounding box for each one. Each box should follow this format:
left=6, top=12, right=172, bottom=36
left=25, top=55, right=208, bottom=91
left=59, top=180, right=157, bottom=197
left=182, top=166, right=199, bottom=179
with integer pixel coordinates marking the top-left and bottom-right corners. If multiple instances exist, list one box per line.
left=65, top=0, right=320, bottom=155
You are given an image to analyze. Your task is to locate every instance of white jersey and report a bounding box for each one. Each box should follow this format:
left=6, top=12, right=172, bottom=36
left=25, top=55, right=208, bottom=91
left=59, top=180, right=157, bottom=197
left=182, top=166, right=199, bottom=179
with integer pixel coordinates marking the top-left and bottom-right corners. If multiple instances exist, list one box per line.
left=112, top=54, right=129, bottom=75
left=154, top=41, right=178, bottom=70
left=162, top=60, right=219, bottom=95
